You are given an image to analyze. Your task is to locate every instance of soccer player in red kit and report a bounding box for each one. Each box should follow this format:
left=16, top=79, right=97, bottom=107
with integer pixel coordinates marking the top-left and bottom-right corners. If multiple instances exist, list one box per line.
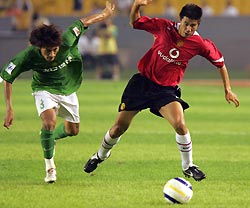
left=84, top=0, right=240, bottom=181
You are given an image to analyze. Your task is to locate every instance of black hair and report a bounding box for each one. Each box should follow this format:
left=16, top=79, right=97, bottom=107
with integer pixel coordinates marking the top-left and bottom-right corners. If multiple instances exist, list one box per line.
left=29, top=24, right=62, bottom=48
left=179, top=4, right=203, bottom=20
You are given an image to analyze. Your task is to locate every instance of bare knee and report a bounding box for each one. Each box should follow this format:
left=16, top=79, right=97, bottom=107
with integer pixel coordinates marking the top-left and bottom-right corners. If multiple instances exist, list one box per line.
left=65, top=123, right=80, bottom=136
left=41, top=110, right=56, bottom=131
left=174, top=122, right=188, bottom=135
left=42, top=120, right=56, bottom=131
left=110, top=123, right=129, bottom=138
left=67, top=128, right=79, bottom=136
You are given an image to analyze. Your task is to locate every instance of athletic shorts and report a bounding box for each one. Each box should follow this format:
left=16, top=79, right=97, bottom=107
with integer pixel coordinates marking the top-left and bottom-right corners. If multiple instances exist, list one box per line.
left=32, top=91, right=80, bottom=123
left=118, top=73, right=189, bottom=117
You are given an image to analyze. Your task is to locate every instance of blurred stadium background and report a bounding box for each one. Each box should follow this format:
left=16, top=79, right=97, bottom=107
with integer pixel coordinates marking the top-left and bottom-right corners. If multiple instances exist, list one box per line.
left=1, top=0, right=250, bottom=79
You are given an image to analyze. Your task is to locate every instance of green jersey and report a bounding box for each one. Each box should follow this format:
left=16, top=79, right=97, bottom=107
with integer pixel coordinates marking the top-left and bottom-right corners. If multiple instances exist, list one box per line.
left=0, top=20, right=88, bottom=95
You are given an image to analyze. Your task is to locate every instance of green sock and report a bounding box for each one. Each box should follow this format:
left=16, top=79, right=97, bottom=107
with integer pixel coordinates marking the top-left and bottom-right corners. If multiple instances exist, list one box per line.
left=53, top=123, right=69, bottom=140
left=40, top=129, right=54, bottom=159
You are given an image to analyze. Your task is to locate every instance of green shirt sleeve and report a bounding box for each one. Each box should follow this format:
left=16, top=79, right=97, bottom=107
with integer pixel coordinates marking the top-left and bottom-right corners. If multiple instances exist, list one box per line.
left=0, top=47, right=32, bottom=83
left=63, top=20, right=88, bottom=47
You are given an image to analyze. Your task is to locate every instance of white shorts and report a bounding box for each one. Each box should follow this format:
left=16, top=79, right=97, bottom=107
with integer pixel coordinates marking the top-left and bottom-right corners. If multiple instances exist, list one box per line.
left=33, top=91, right=80, bottom=123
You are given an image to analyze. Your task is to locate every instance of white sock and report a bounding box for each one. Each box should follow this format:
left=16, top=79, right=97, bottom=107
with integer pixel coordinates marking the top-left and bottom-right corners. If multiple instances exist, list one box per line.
left=45, top=157, right=56, bottom=171
left=176, top=131, right=193, bottom=170
left=98, top=130, right=121, bottom=160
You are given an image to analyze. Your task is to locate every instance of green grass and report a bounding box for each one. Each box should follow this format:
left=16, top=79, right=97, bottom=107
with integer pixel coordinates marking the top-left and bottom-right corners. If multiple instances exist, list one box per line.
left=0, top=79, right=250, bottom=208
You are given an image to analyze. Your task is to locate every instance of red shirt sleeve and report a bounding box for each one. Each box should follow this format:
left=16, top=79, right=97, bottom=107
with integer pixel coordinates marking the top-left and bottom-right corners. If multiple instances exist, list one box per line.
left=199, top=38, right=225, bottom=68
left=133, top=16, right=170, bottom=35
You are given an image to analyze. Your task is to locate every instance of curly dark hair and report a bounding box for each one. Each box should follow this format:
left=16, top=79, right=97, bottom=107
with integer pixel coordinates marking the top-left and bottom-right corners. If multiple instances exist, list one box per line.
left=29, top=24, right=62, bottom=48
left=179, top=4, right=202, bottom=21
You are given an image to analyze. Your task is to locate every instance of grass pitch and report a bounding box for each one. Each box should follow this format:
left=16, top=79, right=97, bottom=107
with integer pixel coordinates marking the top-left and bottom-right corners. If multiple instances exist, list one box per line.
left=0, top=79, right=249, bottom=208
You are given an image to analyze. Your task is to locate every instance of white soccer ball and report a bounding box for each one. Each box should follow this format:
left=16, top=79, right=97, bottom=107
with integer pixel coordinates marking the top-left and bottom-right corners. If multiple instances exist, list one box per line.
left=163, top=177, right=193, bottom=204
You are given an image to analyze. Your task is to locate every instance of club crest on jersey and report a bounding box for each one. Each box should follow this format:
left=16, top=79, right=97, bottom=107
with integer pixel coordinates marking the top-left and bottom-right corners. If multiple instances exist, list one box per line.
left=176, top=40, right=184, bottom=47
left=5, top=62, right=16, bottom=75
left=73, top=26, right=80, bottom=37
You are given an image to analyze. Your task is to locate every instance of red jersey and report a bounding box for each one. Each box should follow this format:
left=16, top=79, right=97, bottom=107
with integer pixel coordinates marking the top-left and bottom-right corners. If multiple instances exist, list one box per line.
left=133, top=16, right=224, bottom=86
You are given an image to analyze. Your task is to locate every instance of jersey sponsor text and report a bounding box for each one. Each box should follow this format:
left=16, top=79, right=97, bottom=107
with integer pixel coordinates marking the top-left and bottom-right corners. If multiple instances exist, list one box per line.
left=158, top=50, right=181, bottom=66
left=43, top=56, right=73, bottom=72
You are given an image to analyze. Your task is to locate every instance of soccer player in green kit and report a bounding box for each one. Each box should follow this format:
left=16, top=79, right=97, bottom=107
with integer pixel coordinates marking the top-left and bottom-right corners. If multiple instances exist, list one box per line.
left=0, top=1, right=115, bottom=183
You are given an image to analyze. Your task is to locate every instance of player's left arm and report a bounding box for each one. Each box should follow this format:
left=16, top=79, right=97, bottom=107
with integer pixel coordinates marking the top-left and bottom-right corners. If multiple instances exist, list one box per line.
left=200, top=39, right=239, bottom=107
left=80, top=1, right=115, bottom=27
left=218, top=64, right=240, bottom=107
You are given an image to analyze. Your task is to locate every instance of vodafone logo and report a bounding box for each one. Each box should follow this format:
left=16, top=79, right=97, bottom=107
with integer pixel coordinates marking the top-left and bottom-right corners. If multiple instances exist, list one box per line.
left=169, top=48, right=180, bottom=59
left=158, top=50, right=181, bottom=66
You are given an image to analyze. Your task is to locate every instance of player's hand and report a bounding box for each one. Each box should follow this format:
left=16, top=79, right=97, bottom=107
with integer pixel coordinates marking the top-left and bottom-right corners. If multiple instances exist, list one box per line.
left=134, top=0, right=153, bottom=6
left=225, top=90, right=240, bottom=107
left=3, top=110, right=14, bottom=129
left=103, top=1, right=115, bottom=16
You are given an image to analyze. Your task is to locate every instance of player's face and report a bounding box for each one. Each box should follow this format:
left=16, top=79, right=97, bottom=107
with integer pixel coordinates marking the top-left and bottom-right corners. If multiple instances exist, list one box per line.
left=40, top=46, right=60, bottom=62
left=178, top=16, right=200, bottom=38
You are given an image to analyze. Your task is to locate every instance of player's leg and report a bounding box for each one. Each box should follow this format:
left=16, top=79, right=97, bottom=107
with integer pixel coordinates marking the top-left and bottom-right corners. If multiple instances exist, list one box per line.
left=40, top=108, right=57, bottom=183
left=84, top=110, right=138, bottom=173
left=54, top=92, right=80, bottom=140
left=53, top=123, right=67, bottom=140
left=53, top=121, right=80, bottom=140
left=52, top=121, right=79, bottom=161
left=84, top=73, right=147, bottom=173
left=64, top=120, right=80, bottom=135
left=33, top=91, right=58, bottom=159
left=159, top=101, right=191, bottom=167
left=98, top=110, right=139, bottom=159
left=159, top=101, right=206, bottom=181
left=46, top=93, right=80, bottom=182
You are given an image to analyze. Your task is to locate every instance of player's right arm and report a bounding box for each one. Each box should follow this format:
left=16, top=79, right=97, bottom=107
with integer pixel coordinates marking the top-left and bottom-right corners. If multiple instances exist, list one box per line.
left=130, top=0, right=153, bottom=27
left=80, top=1, right=115, bottom=27
left=0, top=49, right=31, bottom=129
left=3, top=81, right=14, bottom=129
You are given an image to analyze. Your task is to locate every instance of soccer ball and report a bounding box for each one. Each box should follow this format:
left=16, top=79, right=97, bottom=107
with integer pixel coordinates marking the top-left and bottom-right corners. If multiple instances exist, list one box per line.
left=163, top=177, right=193, bottom=204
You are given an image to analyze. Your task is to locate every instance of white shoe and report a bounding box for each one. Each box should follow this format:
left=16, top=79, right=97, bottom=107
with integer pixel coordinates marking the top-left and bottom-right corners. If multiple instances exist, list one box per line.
left=44, top=168, right=56, bottom=183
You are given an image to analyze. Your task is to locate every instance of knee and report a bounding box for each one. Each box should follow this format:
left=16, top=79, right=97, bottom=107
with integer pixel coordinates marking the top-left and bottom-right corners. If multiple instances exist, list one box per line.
left=67, top=128, right=79, bottom=136
left=64, top=122, right=80, bottom=136
left=174, top=122, right=188, bottom=135
left=110, top=123, right=129, bottom=138
left=43, top=120, right=56, bottom=131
